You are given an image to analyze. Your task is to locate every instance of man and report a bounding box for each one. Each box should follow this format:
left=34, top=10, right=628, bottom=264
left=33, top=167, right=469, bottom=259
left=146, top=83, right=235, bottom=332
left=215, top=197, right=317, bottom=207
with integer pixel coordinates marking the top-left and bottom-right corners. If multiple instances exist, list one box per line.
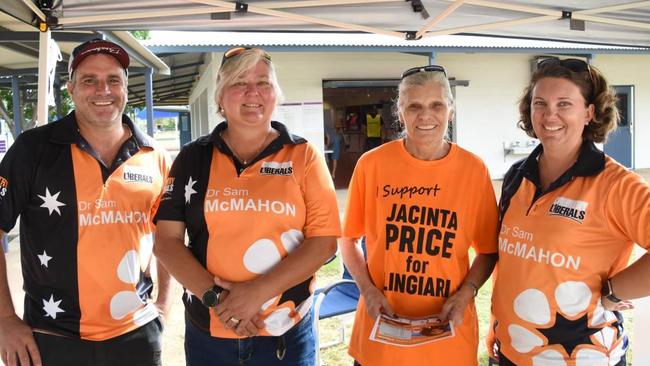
left=363, top=104, right=384, bottom=152
left=0, top=39, right=171, bottom=366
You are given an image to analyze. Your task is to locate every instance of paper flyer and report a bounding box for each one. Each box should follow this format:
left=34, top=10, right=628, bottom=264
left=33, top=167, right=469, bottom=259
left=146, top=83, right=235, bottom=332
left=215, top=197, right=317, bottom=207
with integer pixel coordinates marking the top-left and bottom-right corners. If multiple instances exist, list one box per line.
left=369, top=314, right=454, bottom=347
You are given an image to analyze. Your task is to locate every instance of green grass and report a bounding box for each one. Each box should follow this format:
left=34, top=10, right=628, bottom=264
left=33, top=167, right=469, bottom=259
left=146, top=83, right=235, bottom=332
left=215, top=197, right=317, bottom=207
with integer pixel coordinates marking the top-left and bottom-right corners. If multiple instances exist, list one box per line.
left=316, top=251, right=636, bottom=365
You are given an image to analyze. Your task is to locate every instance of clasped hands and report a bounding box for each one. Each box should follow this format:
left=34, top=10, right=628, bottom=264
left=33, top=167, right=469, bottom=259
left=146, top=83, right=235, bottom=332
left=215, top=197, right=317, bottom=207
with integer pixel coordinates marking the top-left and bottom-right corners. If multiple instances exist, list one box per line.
left=212, top=277, right=268, bottom=337
left=361, top=281, right=476, bottom=326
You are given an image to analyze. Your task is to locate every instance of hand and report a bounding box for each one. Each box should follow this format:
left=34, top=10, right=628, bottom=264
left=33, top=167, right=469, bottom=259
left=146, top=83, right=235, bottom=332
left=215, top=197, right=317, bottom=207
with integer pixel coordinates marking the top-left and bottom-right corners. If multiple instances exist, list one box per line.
left=154, top=299, right=171, bottom=325
left=601, top=296, right=634, bottom=311
left=231, top=317, right=265, bottom=338
left=213, top=277, right=267, bottom=332
left=360, top=285, right=394, bottom=319
left=0, top=314, right=42, bottom=366
left=439, top=283, right=474, bottom=327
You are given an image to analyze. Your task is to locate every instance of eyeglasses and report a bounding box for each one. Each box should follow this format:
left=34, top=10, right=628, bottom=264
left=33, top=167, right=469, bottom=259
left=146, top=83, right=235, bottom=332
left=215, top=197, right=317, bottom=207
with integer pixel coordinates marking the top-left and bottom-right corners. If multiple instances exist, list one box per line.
left=401, top=65, right=447, bottom=79
left=537, top=58, right=590, bottom=74
left=221, top=47, right=272, bottom=66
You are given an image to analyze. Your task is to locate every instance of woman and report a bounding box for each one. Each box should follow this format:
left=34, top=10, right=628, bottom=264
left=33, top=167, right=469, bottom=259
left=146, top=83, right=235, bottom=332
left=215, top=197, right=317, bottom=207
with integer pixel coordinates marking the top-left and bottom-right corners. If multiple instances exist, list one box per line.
left=491, top=58, right=650, bottom=365
left=340, top=65, right=499, bottom=365
left=153, top=47, right=340, bottom=365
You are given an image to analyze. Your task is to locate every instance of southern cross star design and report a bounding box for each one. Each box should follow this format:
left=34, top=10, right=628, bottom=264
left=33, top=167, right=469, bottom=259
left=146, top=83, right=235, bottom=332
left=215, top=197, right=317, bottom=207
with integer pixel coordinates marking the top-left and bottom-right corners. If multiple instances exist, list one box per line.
left=536, top=312, right=596, bottom=357
left=184, top=177, right=197, bottom=204
left=184, top=289, right=194, bottom=303
left=38, top=188, right=66, bottom=216
left=43, top=294, right=64, bottom=319
left=37, top=251, right=52, bottom=267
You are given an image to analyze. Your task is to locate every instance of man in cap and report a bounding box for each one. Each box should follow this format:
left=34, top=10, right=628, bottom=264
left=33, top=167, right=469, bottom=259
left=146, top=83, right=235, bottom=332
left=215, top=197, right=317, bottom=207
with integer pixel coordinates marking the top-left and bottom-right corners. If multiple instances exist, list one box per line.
left=0, top=39, right=171, bottom=366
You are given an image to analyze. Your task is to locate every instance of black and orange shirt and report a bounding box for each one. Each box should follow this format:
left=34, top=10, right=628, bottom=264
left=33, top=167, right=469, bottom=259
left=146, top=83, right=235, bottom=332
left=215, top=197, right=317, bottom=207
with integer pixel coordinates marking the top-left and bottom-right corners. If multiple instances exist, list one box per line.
left=154, top=121, right=341, bottom=338
left=493, top=141, right=650, bottom=365
left=342, top=140, right=499, bottom=366
left=0, top=112, right=170, bottom=341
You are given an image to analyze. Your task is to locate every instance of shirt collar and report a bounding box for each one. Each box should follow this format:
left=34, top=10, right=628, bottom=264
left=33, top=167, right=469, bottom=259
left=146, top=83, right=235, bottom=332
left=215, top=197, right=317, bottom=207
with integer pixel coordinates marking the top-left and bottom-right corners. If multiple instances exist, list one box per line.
left=200, top=121, right=307, bottom=148
left=50, top=110, right=154, bottom=148
left=518, top=139, right=605, bottom=186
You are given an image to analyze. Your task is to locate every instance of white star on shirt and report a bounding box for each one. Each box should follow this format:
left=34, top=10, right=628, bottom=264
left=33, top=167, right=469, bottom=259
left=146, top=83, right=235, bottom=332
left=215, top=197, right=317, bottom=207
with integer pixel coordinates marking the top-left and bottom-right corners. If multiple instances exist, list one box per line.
left=38, top=188, right=66, bottom=216
left=184, top=177, right=197, bottom=204
left=37, top=251, right=52, bottom=267
left=43, top=295, right=64, bottom=319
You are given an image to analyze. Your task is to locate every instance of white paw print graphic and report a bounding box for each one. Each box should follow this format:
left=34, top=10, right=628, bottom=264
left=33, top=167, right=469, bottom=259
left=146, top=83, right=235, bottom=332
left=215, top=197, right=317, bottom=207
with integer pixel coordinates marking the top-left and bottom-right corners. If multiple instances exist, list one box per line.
left=242, top=229, right=305, bottom=334
left=109, top=234, right=156, bottom=326
left=508, top=281, right=625, bottom=366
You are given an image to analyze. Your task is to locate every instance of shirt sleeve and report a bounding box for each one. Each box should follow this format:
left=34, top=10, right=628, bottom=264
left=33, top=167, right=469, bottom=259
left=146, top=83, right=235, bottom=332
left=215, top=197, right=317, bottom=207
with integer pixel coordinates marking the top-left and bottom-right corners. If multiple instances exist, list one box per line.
left=153, top=146, right=190, bottom=223
left=301, top=143, right=341, bottom=238
left=342, top=154, right=367, bottom=238
left=605, top=169, right=650, bottom=249
left=470, top=162, right=499, bottom=254
left=149, top=149, right=173, bottom=225
left=0, top=135, right=33, bottom=233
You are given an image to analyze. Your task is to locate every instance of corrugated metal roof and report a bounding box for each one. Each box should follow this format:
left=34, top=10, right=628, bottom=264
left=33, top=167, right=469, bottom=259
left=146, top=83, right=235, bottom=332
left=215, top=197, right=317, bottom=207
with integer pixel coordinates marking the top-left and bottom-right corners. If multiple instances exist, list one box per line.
left=144, top=31, right=648, bottom=51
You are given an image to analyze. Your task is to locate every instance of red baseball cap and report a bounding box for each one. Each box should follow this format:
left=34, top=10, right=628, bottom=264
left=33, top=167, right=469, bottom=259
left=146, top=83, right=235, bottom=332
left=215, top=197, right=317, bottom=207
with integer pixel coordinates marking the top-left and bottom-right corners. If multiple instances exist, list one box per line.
left=68, top=39, right=130, bottom=78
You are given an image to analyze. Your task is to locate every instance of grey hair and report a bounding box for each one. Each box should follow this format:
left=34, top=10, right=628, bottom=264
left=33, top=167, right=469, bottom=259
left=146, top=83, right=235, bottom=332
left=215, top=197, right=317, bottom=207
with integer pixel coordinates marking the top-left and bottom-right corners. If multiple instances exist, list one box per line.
left=214, top=48, right=284, bottom=118
left=392, top=70, right=455, bottom=139
left=395, top=70, right=454, bottom=115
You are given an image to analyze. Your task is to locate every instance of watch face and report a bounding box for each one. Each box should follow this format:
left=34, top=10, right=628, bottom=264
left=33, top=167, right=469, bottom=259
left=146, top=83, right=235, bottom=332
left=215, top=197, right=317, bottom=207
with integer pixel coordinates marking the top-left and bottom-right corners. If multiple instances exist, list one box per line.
left=202, top=289, right=218, bottom=307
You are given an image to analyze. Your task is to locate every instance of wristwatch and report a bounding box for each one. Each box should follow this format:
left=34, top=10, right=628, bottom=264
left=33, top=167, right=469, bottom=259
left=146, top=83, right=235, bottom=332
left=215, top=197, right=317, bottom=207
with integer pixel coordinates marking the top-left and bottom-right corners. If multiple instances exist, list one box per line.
left=601, top=278, right=622, bottom=303
left=201, top=285, right=223, bottom=308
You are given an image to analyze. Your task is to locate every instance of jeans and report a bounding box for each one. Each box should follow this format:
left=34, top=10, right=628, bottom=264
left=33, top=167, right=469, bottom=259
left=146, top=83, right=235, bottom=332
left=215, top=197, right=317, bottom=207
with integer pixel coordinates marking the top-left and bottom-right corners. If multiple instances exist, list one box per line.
left=185, top=312, right=315, bottom=366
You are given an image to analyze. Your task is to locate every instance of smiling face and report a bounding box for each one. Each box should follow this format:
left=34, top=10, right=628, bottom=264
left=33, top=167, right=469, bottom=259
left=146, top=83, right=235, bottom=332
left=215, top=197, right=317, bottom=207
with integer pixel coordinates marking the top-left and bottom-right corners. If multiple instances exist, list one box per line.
left=531, top=77, right=594, bottom=153
left=218, top=60, right=277, bottom=128
left=399, top=82, right=453, bottom=148
left=67, top=54, right=127, bottom=130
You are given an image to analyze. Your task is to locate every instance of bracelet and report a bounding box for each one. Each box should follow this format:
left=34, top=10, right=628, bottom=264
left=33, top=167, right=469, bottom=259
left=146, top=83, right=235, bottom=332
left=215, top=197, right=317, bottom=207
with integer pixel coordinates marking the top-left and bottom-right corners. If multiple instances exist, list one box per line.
left=463, top=280, right=479, bottom=297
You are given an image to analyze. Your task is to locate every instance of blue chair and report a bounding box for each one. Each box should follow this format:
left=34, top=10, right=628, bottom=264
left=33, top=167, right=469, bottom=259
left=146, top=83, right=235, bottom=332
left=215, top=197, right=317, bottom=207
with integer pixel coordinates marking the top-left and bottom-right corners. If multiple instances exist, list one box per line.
left=313, top=239, right=366, bottom=364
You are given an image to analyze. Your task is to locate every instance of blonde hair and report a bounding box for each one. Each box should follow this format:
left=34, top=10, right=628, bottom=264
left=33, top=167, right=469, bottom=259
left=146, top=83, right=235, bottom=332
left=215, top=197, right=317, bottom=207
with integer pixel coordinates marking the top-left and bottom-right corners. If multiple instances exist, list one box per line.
left=214, top=48, right=284, bottom=118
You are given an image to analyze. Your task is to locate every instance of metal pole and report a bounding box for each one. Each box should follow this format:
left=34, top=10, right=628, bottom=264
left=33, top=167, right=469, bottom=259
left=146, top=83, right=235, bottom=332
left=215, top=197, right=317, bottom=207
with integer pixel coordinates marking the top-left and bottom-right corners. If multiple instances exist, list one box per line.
left=36, top=29, right=51, bottom=126
left=144, top=67, right=154, bottom=136
left=11, top=75, right=22, bottom=136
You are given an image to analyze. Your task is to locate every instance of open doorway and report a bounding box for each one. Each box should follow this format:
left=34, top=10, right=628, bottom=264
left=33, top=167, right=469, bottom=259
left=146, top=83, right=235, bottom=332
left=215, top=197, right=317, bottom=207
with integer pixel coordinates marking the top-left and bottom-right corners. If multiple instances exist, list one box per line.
left=323, top=81, right=401, bottom=189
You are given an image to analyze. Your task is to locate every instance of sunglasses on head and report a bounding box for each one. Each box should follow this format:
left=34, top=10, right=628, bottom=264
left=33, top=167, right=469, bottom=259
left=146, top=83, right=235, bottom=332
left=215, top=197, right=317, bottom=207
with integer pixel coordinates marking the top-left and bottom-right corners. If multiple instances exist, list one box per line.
left=401, top=65, right=447, bottom=79
left=537, top=58, right=590, bottom=73
left=221, top=47, right=272, bottom=66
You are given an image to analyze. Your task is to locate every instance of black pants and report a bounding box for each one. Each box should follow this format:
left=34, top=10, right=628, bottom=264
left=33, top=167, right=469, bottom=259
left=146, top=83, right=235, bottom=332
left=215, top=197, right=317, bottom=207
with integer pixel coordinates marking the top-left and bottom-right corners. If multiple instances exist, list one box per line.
left=33, top=318, right=163, bottom=366
left=498, top=351, right=627, bottom=366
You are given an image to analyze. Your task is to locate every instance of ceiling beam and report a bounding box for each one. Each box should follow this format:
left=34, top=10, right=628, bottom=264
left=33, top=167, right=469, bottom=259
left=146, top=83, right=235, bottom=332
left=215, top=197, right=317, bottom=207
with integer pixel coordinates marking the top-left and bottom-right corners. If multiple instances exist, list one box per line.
left=576, top=1, right=650, bottom=15
left=19, top=0, right=46, bottom=22
left=188, top=0, right=405, bottom=39
left=423, top=15, right=558, bottom=38
left=416, top=0, right=465, bottom=39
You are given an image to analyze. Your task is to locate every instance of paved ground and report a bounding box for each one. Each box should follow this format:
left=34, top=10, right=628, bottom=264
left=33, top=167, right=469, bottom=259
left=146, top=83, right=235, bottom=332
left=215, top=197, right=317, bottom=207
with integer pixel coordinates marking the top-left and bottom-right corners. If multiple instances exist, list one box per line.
left=2, top=169, right=649, bottom=365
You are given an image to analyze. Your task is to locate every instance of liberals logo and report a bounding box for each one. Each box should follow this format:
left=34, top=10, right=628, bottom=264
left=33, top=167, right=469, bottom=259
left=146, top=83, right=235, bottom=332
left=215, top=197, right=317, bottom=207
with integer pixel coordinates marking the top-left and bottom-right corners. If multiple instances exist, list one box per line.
left=122, top=165, right=154, bottom=184
left=260, top=161, right=293, bottom=176
left=548, top=197, right=588, bottom=223
left=0, top=176, right=8, bottom=197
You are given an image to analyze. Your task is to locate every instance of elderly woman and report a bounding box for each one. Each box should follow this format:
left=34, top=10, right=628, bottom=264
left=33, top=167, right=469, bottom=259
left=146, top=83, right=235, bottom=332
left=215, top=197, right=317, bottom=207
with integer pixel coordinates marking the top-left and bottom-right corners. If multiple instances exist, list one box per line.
left=491, top=59, right=650, bottom=365
left=153, top=47, right=340, bottom=365
left=340, top=65, right=499, bottom=366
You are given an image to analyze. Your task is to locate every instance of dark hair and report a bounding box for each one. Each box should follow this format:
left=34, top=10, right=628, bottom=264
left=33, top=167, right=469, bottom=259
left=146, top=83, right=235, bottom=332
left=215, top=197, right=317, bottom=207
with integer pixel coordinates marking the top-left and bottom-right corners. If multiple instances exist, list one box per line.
left=517, top=62, right=619, bottom=143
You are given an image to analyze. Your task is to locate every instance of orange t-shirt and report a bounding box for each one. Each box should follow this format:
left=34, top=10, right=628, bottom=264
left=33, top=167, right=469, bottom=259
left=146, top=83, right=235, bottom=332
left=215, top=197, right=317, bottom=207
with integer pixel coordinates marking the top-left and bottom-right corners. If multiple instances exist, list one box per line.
left=342, top=140, right=499, bottom=366
left=493, top=155, right=650, bottom=365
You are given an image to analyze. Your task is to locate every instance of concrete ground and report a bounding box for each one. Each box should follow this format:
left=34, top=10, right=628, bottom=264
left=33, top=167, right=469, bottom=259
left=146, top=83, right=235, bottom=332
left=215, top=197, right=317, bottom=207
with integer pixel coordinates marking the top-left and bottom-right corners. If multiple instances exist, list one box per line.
left=2, top=169, right=649, bottom=366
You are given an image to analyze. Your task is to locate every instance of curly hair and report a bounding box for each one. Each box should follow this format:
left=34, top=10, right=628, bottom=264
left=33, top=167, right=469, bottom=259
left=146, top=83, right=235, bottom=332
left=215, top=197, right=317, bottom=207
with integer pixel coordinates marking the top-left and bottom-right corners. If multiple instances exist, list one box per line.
left=517, top=61, right=619, bottom=143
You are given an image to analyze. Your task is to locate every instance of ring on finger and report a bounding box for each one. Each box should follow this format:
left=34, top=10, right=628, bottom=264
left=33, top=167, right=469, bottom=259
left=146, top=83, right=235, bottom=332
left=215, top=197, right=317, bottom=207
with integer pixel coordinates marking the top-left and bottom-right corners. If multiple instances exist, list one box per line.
left=228, top=316, right=241, bottom=326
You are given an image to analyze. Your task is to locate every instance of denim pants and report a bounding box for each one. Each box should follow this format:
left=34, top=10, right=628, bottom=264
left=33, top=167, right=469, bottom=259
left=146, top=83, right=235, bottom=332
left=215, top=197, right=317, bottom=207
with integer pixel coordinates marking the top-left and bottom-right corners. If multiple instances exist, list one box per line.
left=185, top=312, right=315, bottom=366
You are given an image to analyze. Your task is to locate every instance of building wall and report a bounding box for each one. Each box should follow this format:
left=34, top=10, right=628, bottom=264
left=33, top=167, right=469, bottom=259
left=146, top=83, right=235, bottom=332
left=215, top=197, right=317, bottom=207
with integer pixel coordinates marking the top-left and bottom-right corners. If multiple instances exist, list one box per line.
left=594, top=54, right=650, bottom=170
left=188, top=51, right=650, bottom=177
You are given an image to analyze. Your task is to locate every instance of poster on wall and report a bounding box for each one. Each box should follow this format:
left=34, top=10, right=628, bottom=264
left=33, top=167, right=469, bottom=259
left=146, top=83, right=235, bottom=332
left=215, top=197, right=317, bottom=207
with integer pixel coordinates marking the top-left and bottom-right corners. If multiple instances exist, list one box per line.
left=273, top=102, right=324, bottom=153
